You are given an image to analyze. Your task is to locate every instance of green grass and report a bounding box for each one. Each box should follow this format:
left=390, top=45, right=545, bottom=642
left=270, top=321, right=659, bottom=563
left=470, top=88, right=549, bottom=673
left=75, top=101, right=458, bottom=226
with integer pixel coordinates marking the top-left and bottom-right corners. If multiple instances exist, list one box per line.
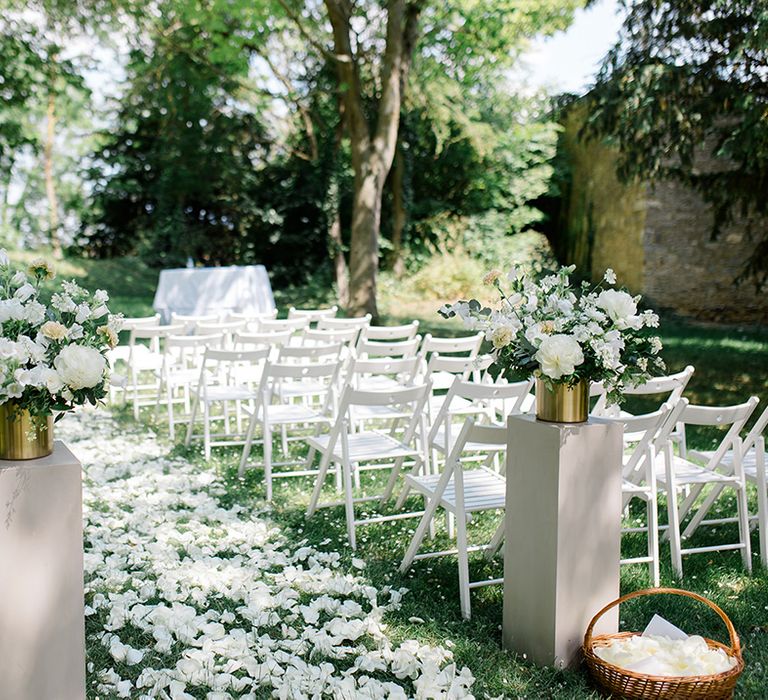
left=19, top=252, right=768, bottom=697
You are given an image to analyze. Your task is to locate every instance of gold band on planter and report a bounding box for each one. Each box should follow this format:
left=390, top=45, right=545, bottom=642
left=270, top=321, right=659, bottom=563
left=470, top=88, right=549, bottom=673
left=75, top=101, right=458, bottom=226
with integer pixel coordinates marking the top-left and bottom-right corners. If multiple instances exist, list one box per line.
left=0, top=403, right=54, bottom=460
left=535, top=378, right=589, bottom=423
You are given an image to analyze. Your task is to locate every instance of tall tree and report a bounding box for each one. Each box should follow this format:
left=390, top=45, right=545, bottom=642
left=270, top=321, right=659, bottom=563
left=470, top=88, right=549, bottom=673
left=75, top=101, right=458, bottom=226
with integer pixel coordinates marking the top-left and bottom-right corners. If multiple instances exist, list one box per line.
left=585, top=0, right=768, bottom=287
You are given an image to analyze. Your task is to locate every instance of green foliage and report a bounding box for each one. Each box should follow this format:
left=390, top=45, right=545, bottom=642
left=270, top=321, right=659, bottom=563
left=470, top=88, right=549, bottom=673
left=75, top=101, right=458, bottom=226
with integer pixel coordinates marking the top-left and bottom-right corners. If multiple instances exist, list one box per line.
left=585, top=0, right=768, bottom=287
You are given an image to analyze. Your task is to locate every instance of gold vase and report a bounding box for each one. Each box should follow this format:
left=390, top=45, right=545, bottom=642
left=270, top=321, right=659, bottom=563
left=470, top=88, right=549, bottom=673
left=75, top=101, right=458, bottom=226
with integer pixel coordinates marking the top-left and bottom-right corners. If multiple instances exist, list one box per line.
left=535, top=378, right=589, bottom=423
left=0, top=403, right=54, bottom=460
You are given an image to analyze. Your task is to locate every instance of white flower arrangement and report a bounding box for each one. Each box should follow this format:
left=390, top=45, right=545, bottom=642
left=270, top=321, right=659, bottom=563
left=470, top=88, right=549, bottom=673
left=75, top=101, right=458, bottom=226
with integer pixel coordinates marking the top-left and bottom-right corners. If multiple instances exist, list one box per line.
left=0, top=252, right=122, bottom=417
left=439, top=265, right=665, bottom=404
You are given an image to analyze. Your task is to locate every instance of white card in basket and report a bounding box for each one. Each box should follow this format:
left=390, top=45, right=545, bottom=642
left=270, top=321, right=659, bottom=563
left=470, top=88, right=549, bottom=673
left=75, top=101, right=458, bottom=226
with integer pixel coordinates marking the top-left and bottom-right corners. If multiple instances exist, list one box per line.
left=642, top=614, right=688, bottom=641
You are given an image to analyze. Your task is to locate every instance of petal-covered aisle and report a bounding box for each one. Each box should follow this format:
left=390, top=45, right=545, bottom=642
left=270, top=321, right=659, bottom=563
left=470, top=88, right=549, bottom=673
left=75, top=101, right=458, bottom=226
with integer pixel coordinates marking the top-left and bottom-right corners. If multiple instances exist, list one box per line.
left=63, top=410, right=476, bottom=699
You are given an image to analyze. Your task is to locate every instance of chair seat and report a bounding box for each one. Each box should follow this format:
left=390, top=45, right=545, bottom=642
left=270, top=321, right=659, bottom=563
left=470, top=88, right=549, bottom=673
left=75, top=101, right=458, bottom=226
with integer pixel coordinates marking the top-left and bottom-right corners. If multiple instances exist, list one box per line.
left=690, top=448, right=766, bottom=480
left=406, top=468, right=505, bottom=512
left=307, top=430, right=419, bottom=462
left=431, top=425, right=505, bottom=455
left=263, top=404, right=330, bottom=425
left=203, top=385, right=256, bottom=401
left=655, top=454, right=741, bottom=485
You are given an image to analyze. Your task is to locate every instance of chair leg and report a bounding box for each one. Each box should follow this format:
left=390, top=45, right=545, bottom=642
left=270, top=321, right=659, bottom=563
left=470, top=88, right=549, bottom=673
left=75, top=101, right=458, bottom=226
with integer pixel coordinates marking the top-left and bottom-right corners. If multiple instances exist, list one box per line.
left=485, top=516, right=505, bottom=561
left=447, top=511, right=455, bottom=540
left=281, top=424, right=288, bottom=456
left=238, top=411, right=259, bottom=477
left=307, top=452, right=333, bottom=518
left=682, top=484, right=725, bottom=539
left=757, top=452, right=768, bottom=568
left=456, top=512, right=472, bottom=620
left=736, top=483, right=753, bottom=573
left=264, top=424, right=273, bottom=502
left=400, top=493, right=444, bottom=572
left=167, top=383, right=175, bottom=442
left=203, top=402, right=211, bottom=461
left=647, top=495, right=660, bottom=587
left=342, top=459, right=357, bottom=550
left=666, top=486, right=684, bottom=579
left=185, top=395, right=199, bottom=447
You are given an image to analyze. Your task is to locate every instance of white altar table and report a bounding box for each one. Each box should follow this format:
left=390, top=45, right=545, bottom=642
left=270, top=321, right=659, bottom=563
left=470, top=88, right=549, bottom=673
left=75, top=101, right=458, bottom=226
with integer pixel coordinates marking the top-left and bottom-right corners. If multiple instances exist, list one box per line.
left=153, top=265, right=276, bottom=323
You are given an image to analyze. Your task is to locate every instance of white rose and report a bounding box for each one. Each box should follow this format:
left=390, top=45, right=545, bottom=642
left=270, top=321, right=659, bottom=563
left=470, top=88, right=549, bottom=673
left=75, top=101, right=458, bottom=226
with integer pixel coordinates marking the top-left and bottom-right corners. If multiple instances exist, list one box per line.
left=596, top=289, right=638, bottom=329
left=54, top=345, right=107, bottom=390
left=41, top=368, right=64, bottom=394
left=535, top=334, right=584, bottom=380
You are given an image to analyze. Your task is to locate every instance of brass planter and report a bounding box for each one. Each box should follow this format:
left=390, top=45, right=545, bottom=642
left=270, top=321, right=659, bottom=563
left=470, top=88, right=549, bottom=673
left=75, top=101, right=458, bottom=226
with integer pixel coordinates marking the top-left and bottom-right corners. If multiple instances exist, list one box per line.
left=0, top=403, right=54, bottom=460
left=535, top=378, right=589, bottom=424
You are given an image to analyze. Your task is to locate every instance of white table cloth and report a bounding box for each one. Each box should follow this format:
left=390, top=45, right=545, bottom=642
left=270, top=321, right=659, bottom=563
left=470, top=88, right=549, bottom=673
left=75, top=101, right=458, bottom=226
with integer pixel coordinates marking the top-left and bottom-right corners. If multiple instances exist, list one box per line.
left=153, top=265, right=276, bottom=323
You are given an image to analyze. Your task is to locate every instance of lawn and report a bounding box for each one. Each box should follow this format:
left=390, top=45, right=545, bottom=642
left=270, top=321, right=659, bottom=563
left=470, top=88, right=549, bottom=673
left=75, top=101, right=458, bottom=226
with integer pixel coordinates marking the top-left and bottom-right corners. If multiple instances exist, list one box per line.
left=26, top=253, right=768, bottom=697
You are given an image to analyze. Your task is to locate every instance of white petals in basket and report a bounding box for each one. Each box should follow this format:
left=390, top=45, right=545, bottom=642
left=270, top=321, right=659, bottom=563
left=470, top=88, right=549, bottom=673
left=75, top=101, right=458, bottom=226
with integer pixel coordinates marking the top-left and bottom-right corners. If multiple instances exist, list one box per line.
left=594, top=634, right=737, bottom=677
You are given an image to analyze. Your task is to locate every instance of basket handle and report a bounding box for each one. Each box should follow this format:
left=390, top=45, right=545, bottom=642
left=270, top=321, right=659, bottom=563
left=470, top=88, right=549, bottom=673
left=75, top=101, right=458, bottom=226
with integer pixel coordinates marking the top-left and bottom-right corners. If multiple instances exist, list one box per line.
left=584, top=587, right=741, bottom=658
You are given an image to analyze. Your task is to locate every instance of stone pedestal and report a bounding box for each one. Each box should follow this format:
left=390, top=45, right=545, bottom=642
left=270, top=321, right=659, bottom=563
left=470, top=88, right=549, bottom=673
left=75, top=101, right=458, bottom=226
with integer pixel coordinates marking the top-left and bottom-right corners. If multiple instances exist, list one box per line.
left=502, top=415, right=622, bottom=669
left=0, top=442, right=86, bottom=700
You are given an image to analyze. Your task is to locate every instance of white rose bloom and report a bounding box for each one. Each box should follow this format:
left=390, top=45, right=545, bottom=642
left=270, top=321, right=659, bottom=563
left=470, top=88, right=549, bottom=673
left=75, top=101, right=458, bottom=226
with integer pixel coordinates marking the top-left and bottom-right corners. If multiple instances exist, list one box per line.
left=54, top=345, right=107, bottom=390
left=596, top=289, right=638, bottom=329
left=535, top=334, right=584, bottom=380
left=14, top=283, right=35, bottom=302
left=41, top=368, right=65, bottom=394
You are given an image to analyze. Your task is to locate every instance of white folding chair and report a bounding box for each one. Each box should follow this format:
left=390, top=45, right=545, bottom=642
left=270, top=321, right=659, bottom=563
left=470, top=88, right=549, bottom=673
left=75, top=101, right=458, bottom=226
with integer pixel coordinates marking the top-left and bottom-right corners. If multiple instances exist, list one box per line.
left=305, top=382, right=431, bottom=549
left=656, top=397, right=758, bottom=578
left=273, top=343, right=345, bottom=406
left=358, top=321, right=420, bottom=343
left=424, top=353, right=495, bottom=418
left=195, top=320, right=248, bottom=347
left=288, top=306, right=339, bottom=325
left=234, top=330, right=293, bottom=356
left=419, top=333, right=484, bottom=391
left=345, top=355, right=422, bottom=401
left=400, top=417, right=507, bottom=619
left=606, top=401, right=686, bottom=587
left=107, top=314, right=161, bottom=402
left=227, top=309, right=278, bottom=331
left=238, top=358, right=341, bottom=499
left=317, top=314, right=372, bottom=347
left=258, top=317, right=310, bottom=336
left=127, top=323, right=185, bottom=419
left=594, top=366, right=694, bottom=452
left=681, top=405, right=768, bottom=565
left=157, top=333, right=223, bottom=440
left=184, top=348, right=269, bottom=459
left=170, top=312, right=220, bottom=333
left=356, top=336, right=421, bottom=360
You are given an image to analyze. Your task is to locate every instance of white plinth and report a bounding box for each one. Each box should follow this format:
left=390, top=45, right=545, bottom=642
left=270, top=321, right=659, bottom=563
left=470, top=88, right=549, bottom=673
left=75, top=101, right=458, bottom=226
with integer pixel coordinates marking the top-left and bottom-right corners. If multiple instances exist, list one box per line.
left=502, top=415, right=623, bottom=668
left=0, top=442, right=86, bottom=700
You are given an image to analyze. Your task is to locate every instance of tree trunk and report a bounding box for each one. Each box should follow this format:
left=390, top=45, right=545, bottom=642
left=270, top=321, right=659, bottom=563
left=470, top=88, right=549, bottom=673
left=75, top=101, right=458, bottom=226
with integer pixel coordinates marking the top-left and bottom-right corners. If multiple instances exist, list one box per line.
left=389, top=143, right=406, bottom=277
left=44, top=88, right=62, bottom=259
left=324, top=0, right=420, bottom=320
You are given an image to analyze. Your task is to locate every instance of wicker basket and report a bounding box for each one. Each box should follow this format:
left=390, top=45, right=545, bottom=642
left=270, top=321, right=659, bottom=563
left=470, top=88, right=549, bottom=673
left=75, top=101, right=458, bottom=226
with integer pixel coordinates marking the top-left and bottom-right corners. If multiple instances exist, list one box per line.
left=583, top=588, right=744, bottom=699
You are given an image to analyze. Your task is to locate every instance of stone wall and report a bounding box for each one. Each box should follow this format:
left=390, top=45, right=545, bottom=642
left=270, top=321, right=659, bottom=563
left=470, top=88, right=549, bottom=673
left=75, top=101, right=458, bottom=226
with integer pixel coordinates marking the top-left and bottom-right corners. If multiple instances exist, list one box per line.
left=560, top=108, right=768, bottom=324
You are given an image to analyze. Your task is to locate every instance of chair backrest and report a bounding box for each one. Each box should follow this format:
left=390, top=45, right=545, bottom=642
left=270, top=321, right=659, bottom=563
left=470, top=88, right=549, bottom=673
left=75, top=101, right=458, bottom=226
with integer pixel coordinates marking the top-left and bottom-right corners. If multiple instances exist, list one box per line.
left=277, top=342, right=344, bottom=363
left=446, top=417, right=508, bottom=466
left=166, top=333, right=223, bottom=350
left=359, top=321, right=419, bottom=342
left=425, top=352, right=494, bottom=385
left=606, top=402, right=675, bottom=479
left=346, top=356, right=421, bottom=388
left=317, top=315, right=372, bottom=331
left=170, top=312, right=220, bottom=333
left=428, top=376, right=533, bottom=445
left=356, top=336, right=421, bottom=359
left=420, top=332, right=483, bottom=357
left=122, top=314, right=161, bottom=331
left=260, top=358, right=342, bottom=409
left=742, top=405, right=768, bottom=454
left=258, top=317, right=310, bottom=333
left=302, top=327, right=360, bottom=346
left=287, top=306, right=339, bottom=322
left=624, top=365, right=695, bottom=398
left=235, top=330, right=293, bottom=348
left=195, top=320, right=248, bottom=335
left=227, top=309, right=278, bottom=323
left=129, top=323, right=186, bottom=342
left=681, top=397, right=760, bottom=469
left=202, top=347, right=271, bottom=365
left=164, top=333, right=223, bottom=369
